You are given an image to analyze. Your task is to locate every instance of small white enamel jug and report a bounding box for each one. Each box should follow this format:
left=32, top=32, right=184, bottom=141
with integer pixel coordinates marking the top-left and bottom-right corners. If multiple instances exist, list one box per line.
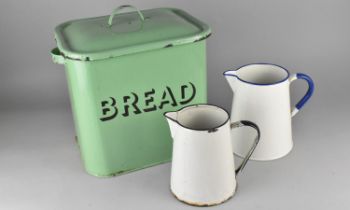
left=164, top=104, right=260, bottom=206
left=224, top=63, right=314, bottom=161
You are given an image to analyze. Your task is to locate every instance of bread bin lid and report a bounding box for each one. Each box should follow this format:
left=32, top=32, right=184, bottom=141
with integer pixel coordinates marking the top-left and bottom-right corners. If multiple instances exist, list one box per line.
left=54, top=5, right=211, bottom=61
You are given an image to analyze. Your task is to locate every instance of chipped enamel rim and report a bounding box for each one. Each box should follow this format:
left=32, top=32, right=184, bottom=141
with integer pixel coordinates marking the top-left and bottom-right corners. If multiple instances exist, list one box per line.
left=170, top=184, right=238, bottom=207
left=164, top=103, right=230, bottom=132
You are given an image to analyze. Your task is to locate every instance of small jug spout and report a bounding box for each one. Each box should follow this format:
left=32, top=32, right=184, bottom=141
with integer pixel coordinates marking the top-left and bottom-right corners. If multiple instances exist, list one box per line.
left=164, top=111, right=179, bottom=138
left=223, top=70, right=239, bottom=91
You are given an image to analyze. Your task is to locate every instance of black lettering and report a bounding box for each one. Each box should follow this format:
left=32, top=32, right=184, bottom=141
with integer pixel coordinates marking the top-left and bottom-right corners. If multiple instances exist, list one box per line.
left=143, top=89, right=157, bottom=112
left=180, top=82, right=196, bottom=105
left=159, top=86, right=177, bottom=109
left=99, top=83, right=197, bottom=121
left=122, top=92, right=142, bottom=117
left=100, top=97, right=118, bottom=121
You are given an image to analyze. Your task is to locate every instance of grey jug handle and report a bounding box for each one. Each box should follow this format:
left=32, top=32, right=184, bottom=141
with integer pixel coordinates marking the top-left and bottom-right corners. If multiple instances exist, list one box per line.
left=230, top=120, right=260, bottom=175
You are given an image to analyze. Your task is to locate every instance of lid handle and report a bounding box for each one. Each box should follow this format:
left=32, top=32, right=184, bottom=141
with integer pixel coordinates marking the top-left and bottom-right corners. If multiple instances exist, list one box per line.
left=108, top=5, right=145, bottom=27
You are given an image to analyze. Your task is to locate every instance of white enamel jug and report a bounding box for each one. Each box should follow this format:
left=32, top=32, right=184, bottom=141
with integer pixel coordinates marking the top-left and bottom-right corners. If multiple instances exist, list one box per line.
left=224, top=63, right=314, bottom=161
left=164, top=104, right=260, bottom=206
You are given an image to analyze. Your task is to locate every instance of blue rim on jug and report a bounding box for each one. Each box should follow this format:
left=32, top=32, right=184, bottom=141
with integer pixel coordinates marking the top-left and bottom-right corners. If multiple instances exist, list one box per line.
left=223, top=63, right=290, bottom=86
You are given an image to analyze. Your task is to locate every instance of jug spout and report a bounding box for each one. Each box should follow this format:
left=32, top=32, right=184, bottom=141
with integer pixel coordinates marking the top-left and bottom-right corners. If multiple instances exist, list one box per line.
left=223, top=70, right=239, bottom=90
left=164, top=111, right=179, bottom=138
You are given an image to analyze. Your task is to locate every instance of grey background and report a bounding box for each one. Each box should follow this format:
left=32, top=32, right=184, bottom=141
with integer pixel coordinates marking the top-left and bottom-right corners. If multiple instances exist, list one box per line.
left=0, top=0, right=349, bottom=209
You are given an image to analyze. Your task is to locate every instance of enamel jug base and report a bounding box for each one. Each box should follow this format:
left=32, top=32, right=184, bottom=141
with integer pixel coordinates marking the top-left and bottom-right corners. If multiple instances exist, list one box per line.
left=170, top=184, right=237, bottom=207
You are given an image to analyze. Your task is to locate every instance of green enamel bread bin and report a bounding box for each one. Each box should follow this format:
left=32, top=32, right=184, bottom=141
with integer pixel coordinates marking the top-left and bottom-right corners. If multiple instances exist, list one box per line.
left=50, top=5, right=211, bottom=177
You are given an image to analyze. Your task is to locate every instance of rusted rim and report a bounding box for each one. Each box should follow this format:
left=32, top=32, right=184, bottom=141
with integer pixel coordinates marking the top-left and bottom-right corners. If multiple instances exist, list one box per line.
left=170, top=184, right=238, bottom=207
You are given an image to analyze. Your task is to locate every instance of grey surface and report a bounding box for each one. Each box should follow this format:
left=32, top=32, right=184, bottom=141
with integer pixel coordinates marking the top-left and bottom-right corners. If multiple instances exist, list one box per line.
left=0, top=0, right=349, bottom=209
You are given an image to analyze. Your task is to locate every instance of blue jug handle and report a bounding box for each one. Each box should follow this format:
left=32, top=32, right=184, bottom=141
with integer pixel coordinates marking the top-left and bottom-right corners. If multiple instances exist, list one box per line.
left=290, top=73, right=315, bottom=117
